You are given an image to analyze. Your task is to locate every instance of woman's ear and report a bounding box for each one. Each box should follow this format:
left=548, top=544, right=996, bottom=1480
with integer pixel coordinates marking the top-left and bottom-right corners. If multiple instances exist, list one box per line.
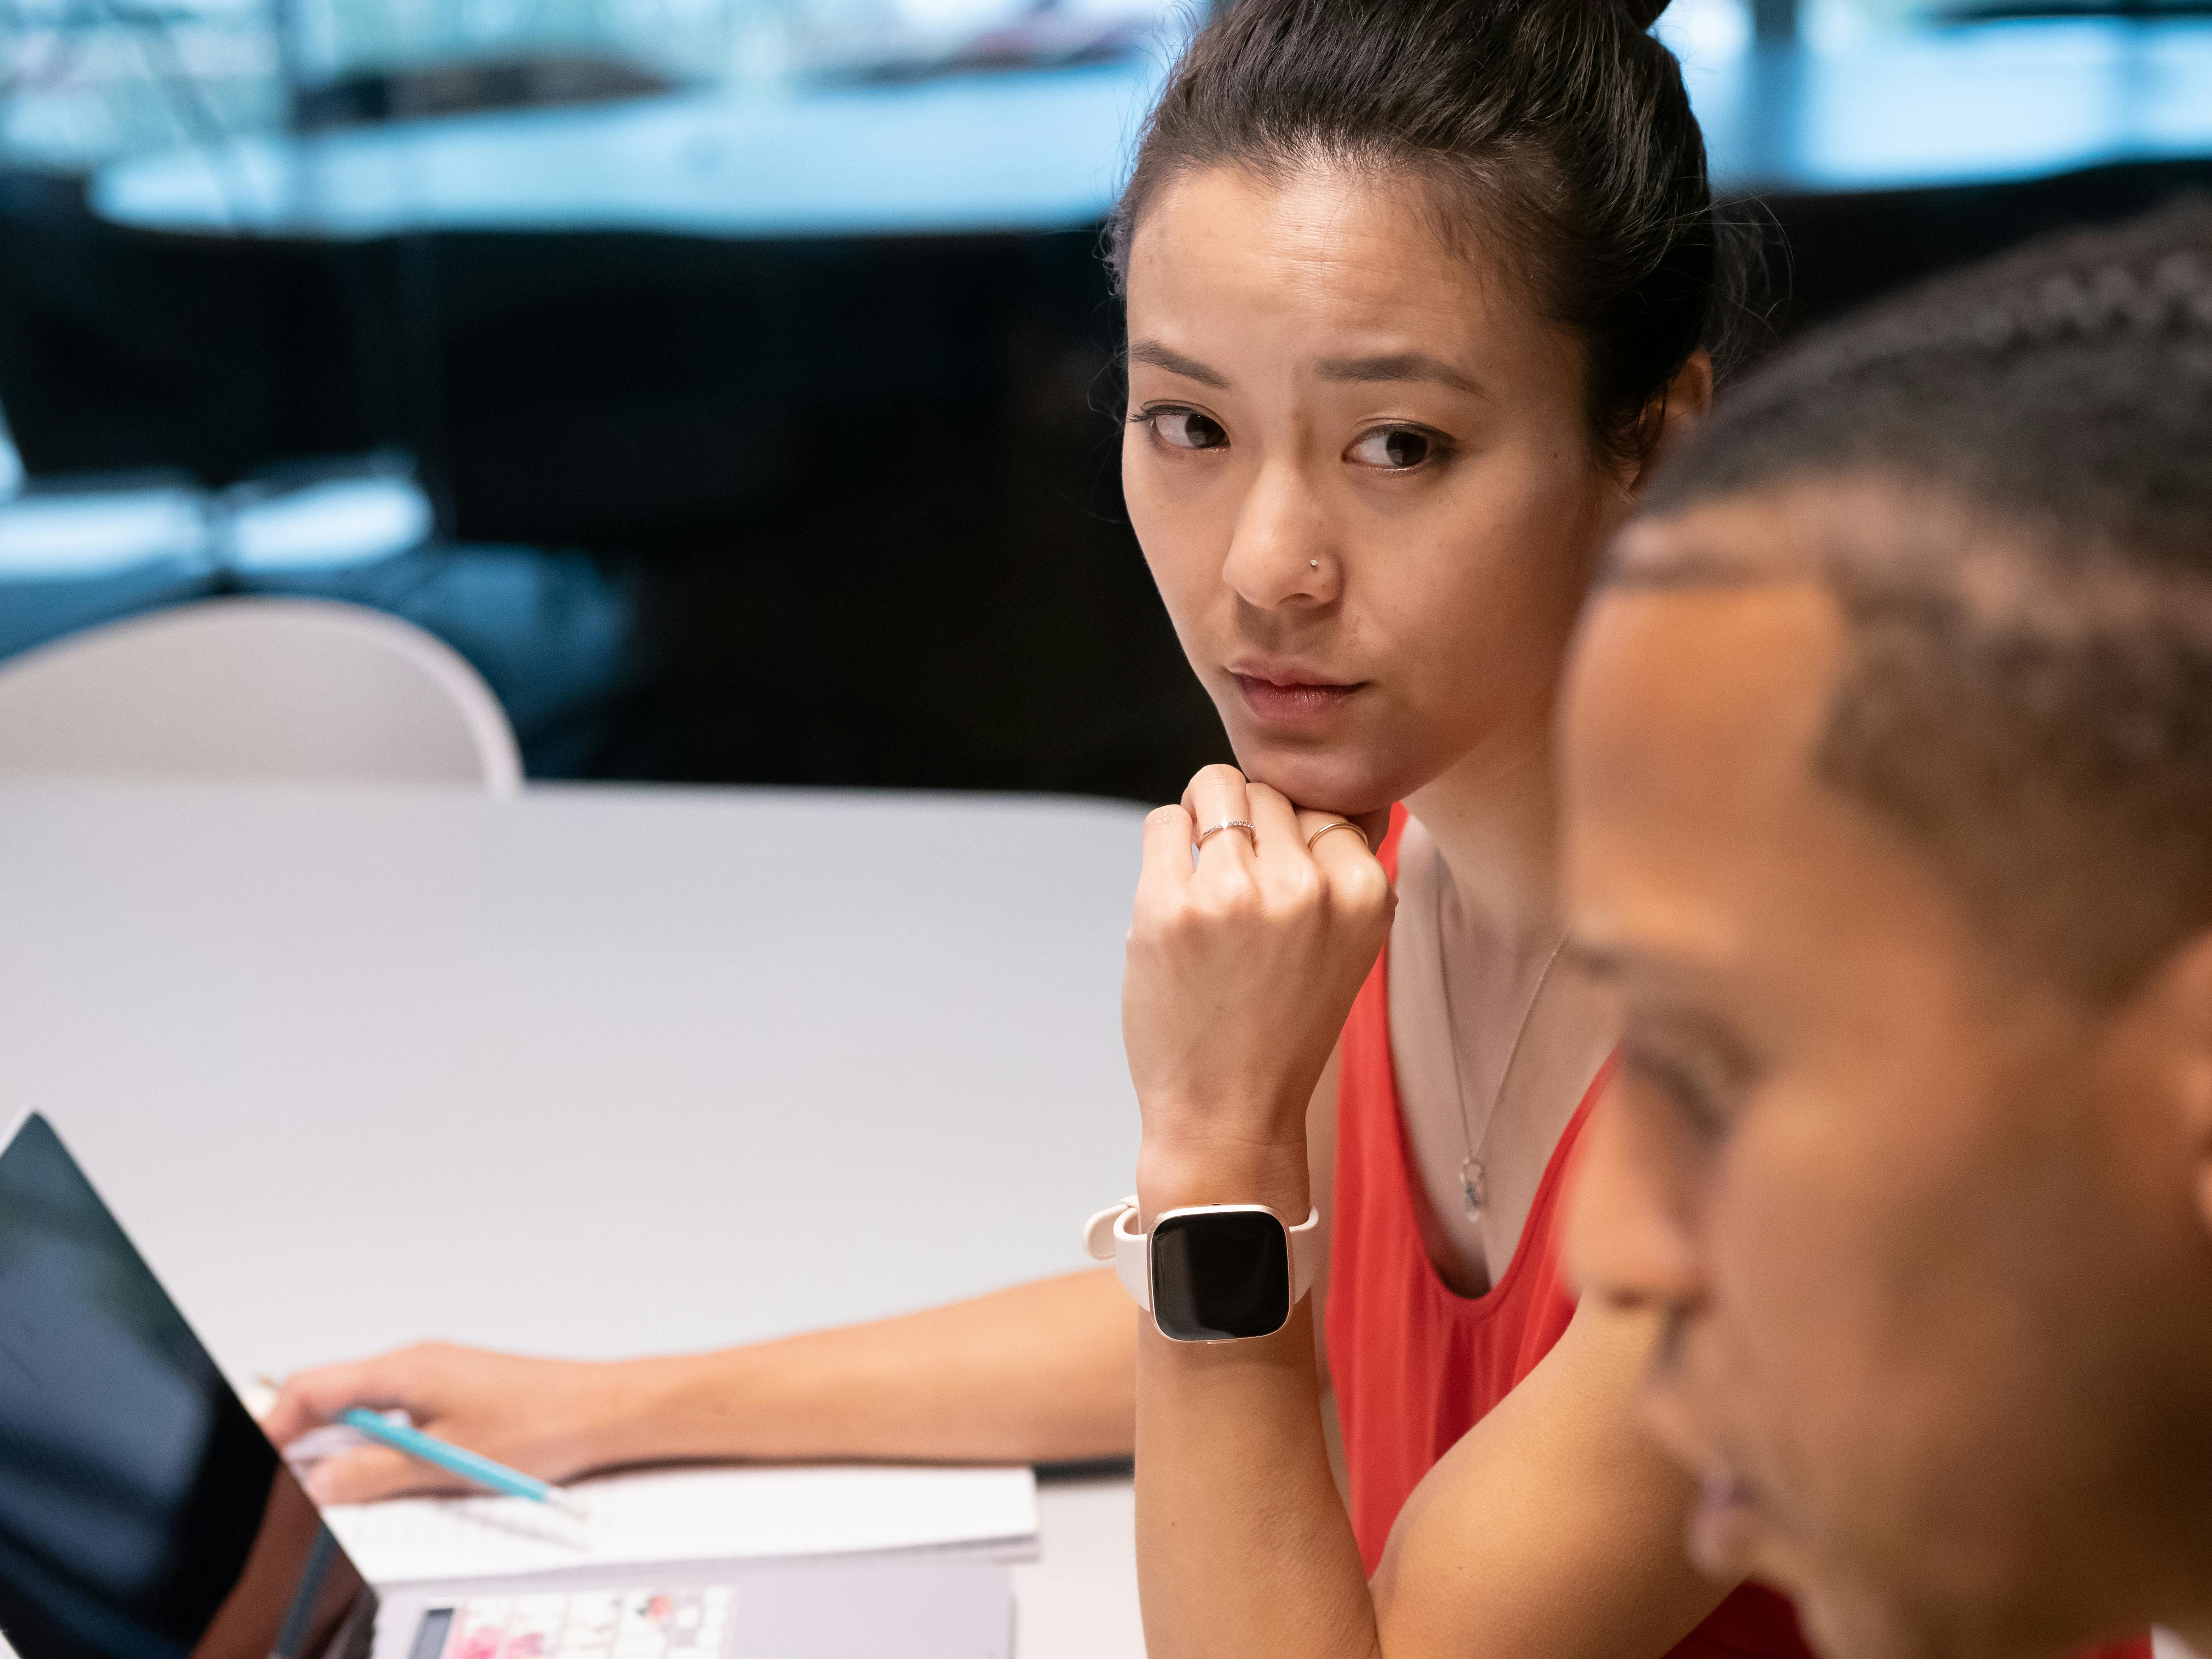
left=1630, top=350, right=1715, bottom=494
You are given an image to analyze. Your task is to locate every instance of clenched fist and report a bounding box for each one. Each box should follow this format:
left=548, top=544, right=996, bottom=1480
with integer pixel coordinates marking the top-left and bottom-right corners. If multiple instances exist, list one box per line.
left=1123, top=765, right=1394, bottom=1216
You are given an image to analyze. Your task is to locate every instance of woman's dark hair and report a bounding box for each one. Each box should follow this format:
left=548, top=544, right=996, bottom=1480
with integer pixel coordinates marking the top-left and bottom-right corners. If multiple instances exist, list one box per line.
left=1109, top=0, right=1744, bottom=466
left=1622, top=198, right=2212, bottom=1002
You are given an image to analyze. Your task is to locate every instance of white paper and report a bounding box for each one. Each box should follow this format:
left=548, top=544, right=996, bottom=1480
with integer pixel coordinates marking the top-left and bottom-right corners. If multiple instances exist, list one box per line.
left=324, top=1463, right=1039, bottom=1585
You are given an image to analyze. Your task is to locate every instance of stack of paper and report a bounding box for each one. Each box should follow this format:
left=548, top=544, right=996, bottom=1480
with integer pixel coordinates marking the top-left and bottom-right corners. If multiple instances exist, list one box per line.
left=325, top=1463, right=1040, bottom=1585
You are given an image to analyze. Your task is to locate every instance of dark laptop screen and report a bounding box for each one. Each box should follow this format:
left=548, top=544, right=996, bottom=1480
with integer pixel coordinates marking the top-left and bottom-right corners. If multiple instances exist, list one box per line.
left=0, top=1114, right=375, bottom=1659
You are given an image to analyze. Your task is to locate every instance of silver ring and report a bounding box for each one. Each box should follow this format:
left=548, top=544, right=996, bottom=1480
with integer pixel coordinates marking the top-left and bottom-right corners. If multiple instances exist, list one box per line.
left=1195, top=820, right=1258, bottom=851
left=1306, top=821, right=1368, bottom=853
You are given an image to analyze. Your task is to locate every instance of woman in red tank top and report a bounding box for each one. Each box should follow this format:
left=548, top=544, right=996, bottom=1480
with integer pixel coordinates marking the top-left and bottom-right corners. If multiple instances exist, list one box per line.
left=1110, top=0, right=1860, bottom=1653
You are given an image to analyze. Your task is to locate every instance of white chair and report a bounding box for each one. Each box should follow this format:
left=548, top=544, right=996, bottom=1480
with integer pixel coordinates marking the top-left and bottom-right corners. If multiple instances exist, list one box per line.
left=0, top=596, right=522, bottom=793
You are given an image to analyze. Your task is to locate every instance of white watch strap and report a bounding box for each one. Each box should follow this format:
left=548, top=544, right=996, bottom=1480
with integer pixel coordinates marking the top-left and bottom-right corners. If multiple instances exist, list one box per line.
left=1081, top=1195, right=1320, bottom=1314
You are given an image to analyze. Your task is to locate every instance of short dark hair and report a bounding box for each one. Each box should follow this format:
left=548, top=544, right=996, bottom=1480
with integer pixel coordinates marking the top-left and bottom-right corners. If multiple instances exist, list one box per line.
left=1624, top=198, right=2212, bottom=1001
left=1110, top=0, right=1748, bottom=466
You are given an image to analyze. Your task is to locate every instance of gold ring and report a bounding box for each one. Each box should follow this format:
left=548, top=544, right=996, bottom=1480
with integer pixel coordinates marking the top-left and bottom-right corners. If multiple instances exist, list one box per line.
left=1196, top=821, right=1258, bottom=851
left=1306, top=821, right=1368, bottom=853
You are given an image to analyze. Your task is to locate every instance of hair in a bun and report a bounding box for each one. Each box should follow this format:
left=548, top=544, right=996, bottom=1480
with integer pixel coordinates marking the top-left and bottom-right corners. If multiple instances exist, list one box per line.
left=1115, top=0, right=1745, bottom=466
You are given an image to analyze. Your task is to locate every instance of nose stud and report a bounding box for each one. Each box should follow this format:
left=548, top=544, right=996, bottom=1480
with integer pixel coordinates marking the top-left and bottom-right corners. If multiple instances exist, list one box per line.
left=1309, top=559, right=1320, bottom=570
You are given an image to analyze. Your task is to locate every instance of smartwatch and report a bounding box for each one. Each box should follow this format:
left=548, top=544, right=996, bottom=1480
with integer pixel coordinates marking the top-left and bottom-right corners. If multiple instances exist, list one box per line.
left=1083, top=1196, right=1319, bottom=1342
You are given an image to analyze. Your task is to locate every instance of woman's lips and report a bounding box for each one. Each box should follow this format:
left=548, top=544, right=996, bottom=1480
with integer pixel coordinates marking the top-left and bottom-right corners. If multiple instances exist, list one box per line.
left=1233, top=673, right=1362, bottom=725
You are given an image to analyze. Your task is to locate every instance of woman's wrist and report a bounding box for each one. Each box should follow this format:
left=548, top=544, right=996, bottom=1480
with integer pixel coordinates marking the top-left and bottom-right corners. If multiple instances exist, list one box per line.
left=577, top=1352, right=738, bottom=1469
left=1138, top=1132, right=1311, bottom=1221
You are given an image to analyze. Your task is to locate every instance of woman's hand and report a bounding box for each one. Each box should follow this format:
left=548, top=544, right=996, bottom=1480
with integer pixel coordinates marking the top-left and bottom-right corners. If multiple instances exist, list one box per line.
left=1124, top=765, right=1394, bottom=1211
left=261, top=1342, right=624, bottom=1503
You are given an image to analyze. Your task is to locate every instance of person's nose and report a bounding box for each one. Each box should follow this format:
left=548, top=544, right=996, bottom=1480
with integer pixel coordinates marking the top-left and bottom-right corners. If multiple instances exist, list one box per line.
left=1221, top=458, right=1336, bottom=613
left=1565, top=1087, right=1709, bottom=1321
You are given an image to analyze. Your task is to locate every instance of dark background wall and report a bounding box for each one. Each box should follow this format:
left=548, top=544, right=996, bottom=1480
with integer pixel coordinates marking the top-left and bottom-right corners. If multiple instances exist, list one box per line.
left=3, top=153, right=2207, bottom=801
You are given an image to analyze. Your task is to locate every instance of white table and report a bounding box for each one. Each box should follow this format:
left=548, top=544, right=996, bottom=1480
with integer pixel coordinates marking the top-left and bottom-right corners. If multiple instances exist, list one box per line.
left=0, top=778, right=1147, bottom=1657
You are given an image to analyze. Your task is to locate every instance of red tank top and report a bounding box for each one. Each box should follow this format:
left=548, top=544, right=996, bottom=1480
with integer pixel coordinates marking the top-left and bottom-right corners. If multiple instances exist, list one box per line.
left=1324, top=812, right=2152, bottom=1659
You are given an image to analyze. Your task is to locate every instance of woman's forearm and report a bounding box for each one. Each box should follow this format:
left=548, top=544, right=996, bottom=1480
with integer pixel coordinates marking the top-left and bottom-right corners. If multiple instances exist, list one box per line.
left=1116, top=775, right=1399, bottom=1658
left=594, top=1267, right=1138, bottom=1469
left=1134, top=1144, right=1378, bottom=1659
left=268, top=1268, right=1136, bottom=1503
left=1138, top=1309, right=1377, bottom=1658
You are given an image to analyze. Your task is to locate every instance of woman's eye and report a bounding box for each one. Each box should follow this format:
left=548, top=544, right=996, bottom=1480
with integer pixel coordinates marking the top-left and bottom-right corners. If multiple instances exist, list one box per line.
left=1620, top=1038, right=1748, bottom=1144
left=1147, top=409, right=1228, bottom=451
left=1349, top=426, right=1441, bottom=470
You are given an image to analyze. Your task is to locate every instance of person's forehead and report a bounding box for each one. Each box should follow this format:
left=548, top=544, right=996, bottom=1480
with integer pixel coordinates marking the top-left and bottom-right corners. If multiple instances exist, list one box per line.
left=1561, top=524, right=1855, bottom=979
left=1565, top=561, right=1844, bottom=842
left=1565, top=523, right=2046, bottom=1057
left=1125, top=163, right=1535, bottom=360
left=1566, top=478, right=1991, bottom=822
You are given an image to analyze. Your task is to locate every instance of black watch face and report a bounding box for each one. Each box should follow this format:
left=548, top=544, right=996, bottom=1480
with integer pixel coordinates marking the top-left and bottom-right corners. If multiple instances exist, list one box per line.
left=1150, top=1209, right=1292, bottom=1342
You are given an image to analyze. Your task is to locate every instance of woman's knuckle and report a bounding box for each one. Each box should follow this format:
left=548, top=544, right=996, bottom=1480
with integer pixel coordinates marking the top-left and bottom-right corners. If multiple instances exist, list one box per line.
left=1202, top=873, right=1262, bottom=920
left=1149, top=891, right=1202, bottom=935
left=1222, top=876, right=1266, bottom=916
left=1359, top=871, right=1397, bottom=917
left=1131, top=901, right=1181, bottom=945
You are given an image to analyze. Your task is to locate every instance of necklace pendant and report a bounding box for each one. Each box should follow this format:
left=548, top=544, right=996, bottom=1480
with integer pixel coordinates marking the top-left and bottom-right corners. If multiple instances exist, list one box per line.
left=1459, top=1155, right=1487, bottom=1222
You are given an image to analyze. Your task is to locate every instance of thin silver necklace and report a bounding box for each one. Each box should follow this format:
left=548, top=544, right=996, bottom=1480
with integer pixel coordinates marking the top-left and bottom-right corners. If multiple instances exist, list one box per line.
left=1433, top=844, right=1567, bottom=1223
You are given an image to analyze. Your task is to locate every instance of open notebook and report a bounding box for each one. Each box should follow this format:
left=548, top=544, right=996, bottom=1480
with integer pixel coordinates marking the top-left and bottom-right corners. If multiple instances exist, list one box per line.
left=325, top=1463, right=1039, bottom=1585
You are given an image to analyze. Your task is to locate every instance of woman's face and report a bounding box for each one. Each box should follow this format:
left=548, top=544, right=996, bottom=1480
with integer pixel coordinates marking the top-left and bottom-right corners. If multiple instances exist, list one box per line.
left=1123, top=163, right=1632, bottom=816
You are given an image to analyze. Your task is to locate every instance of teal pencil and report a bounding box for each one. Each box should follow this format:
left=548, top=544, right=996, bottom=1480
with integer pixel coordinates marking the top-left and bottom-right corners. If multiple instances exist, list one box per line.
left=337, top=1408, right=585, bottom=1518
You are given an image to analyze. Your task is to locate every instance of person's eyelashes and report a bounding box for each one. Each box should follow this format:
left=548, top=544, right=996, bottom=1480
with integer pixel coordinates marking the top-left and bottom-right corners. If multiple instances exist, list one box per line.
left=1131, top=405, right=1229, bottom=452
left=1620, top=1032, right=1751, bottom=1145
left=1347, top=424, right=1453, bottom=472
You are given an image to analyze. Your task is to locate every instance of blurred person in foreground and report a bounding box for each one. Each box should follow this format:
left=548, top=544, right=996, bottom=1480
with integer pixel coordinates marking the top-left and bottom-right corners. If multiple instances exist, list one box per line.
left=1560, top=199, right=2212, bottom=1659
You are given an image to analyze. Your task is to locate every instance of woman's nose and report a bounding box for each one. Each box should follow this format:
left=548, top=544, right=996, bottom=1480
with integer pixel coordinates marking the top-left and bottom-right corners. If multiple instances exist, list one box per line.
left=1221, top=461, right=1335, bottom=611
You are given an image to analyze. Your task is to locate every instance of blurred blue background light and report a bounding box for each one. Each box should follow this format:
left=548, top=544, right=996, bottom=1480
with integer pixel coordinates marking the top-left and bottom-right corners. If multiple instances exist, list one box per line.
left=92, top=62, right=1167, bottom=236
left=69, top=5, right=2212, bottom=236
left=1682, top=16, right=2212, bottom=191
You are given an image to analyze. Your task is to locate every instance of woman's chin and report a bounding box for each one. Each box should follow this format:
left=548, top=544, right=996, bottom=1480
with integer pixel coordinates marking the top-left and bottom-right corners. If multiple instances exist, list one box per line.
left=1228, top=743, right=1402, bottom=820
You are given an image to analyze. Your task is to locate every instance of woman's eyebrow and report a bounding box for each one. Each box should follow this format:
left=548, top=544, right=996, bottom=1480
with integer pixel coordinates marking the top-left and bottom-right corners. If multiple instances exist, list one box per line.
left=1316, top=353, right=1485, bottom=398
left=1564, top=930, right=1741, bottom=992
left=1561, top=935, right=1627, bottom=983
left=1128, top=340, right=1231, bottom=388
